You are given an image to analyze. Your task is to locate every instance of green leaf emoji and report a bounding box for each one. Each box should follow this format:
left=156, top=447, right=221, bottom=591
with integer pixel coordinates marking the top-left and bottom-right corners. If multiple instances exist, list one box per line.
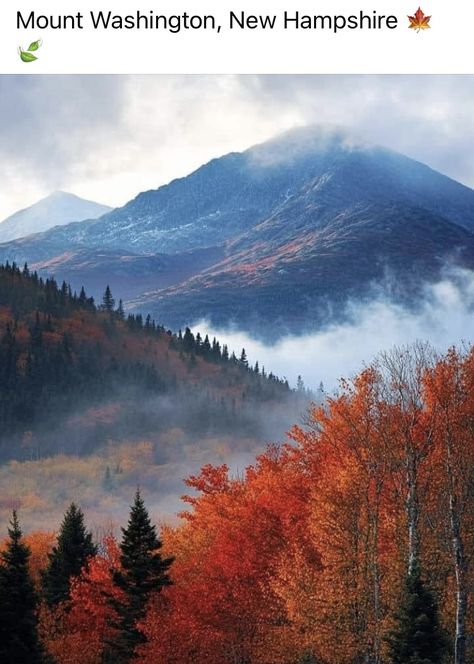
left=27, top=39, right=42, bottom=51
left=18, top=48, right=38, bottom=62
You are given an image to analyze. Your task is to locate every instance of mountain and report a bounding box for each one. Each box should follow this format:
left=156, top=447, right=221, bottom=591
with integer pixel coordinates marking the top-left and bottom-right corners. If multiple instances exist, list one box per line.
left=0, top=191, right=112, bottom=243
left=0, top=127, right=474, bottom=339
left=134, top=203, right=474, bottom=338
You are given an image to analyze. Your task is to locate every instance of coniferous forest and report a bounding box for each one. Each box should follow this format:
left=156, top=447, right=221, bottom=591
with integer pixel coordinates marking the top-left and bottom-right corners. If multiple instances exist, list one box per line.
left=0, top=261, right=473, bottom=663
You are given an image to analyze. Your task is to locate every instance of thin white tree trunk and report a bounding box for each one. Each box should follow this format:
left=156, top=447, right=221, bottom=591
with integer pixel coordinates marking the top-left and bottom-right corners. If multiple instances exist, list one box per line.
left=406, top=449, right=420, bottom=577
left=446, top=434, right=467, bottom=664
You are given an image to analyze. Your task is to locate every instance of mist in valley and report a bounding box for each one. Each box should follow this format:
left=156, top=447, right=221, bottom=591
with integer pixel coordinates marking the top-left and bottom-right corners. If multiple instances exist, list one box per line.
left=194, top=267, right=474, bottom=392
left=0, top=367, right=308, bottom=534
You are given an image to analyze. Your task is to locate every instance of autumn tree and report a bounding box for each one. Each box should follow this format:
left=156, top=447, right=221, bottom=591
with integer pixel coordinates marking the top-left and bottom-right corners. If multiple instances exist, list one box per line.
left=41, top=502, right=97, bottom=606
left=0, top=512, right=45, bottom=664
left=377, top=344, right=437, bottom=576
left=40, top=537, right=122, bottom=664
left=423, top=347, right=474, bottom=664
left=104, top=490, right=173, bottom=663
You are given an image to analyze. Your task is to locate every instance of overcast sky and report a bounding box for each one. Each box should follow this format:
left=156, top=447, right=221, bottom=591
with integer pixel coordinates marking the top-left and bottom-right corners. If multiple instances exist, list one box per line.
left=0, top=74, right=473, bottom=220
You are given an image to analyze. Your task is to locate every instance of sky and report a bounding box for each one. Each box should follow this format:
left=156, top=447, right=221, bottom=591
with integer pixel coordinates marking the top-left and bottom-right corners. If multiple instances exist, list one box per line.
left=0, top=74, right=473, bottom=220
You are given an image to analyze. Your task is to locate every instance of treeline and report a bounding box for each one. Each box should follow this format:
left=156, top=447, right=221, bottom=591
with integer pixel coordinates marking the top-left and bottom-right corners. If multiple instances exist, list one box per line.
left=0, top=261, right=95, bottom=318
left=0, top=262, right=297, bottom=459
left=1, top=343, right=473, bottom=663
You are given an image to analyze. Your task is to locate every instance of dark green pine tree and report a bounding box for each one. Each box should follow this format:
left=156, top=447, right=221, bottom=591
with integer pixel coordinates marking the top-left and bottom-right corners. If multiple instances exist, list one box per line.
left=239, top=347, right=249, bottom=368
left=0, top=512, right=45, bottom=664
left=116, top=299, right=125, bottom=320
left=102, top=284, right=115, bottom=312
left=41, top=502, right=97, bottom=606
left=386, top=563, right=447, bottom=664
left=298, top=652, right=318, bottom=664
left=105, top=490, right=174, bottom=663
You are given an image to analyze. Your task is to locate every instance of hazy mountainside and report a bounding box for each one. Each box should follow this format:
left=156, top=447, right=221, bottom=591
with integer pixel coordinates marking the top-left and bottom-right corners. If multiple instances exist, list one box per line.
left=136, top=204, right=474, bottom=338
left=0, top=191, right=111, bottom=244
left=1, top=127, right=474, bottom=339
left=0, top=263, right=301, bottom=463
left=30, top=245, right=224, bottom=300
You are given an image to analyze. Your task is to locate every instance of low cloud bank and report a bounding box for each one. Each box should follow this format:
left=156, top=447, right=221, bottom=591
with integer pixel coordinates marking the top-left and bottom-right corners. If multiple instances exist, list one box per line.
left=194, top=269, right=474, bottom=392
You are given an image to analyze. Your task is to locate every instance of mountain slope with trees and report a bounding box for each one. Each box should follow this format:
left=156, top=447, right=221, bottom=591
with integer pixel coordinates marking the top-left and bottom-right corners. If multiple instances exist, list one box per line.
left=0, top=261, right=300, bottom=462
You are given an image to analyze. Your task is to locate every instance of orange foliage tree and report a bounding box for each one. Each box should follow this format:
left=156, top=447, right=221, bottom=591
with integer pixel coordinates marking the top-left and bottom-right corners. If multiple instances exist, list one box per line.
left=40, top=537, right=122, bottom=664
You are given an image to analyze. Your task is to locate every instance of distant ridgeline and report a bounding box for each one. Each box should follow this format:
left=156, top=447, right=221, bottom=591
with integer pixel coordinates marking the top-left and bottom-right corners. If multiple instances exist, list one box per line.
left=0, top=262, right=301, bottom=460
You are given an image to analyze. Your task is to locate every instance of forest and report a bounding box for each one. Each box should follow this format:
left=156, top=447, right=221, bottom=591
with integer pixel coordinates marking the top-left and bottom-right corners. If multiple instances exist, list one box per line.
left=1, top=336, right=473, bottom=663
left=0, top=261, right=301, bottom=460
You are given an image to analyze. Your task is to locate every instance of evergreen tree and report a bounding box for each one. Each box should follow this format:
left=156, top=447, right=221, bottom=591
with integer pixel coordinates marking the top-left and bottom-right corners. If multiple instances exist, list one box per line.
left=102, top=285, right=115, bottom=312
left=239, top=348, right=249, bottom=368
left=41, top=502, right=97, bottom=606
left=386, top=564, right=446, bottom=664
left=78, top=285, right=87, bottom=306
left=116, top=299, right=125, bottom=320
left=105, top=490, right=173, bottom=663
left=211, top=337, right=221, bottom=361
left=202, top=334, right=211, bottom=357
left=0, top=512, right=45, bottom=663
left=195, top=332, right=203, bottom=353
left=182, top=327, right=195, bottom=352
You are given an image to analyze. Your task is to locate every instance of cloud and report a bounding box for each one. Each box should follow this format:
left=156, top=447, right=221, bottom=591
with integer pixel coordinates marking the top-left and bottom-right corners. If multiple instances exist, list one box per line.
left=193, top=268, right=474, bottom=392
left=0, top=74, right=473, bottom=220
left=0, top=75, right=127, bottom=217
left=238, top=75, right=474, bottom=188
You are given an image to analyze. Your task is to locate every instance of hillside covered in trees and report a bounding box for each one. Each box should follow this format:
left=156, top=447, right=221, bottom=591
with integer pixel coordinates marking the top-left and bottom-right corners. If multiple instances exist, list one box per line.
left=0, top=261, right=302, bottom=462
left=0, top=261, right=310, bottom=533
left=1, top=343, right=473, bottom=664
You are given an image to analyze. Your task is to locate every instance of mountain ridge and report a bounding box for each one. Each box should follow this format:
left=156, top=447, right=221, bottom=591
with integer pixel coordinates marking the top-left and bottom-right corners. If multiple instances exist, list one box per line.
left=0, top=127, right=473, bottom=340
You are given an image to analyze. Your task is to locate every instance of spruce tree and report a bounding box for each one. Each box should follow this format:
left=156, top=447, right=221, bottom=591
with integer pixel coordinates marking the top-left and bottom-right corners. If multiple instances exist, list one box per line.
left=386, top=564, right=446, bottom=664
left=102, top=285, right=115, bottom=312
left=41, top=502, right=97, bottom=606
left=105, top=490, right=173, bottom=663
left=0, top=512, right=44, bottom=663
left=298, top=653, right=318, bottom=664
left=202, top=334, right=211, bottom=357
left=116, top=299, right=125, bottom=320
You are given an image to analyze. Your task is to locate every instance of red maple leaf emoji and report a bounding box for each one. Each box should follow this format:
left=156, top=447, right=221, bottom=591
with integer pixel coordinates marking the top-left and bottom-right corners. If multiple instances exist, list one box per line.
left=408, top=7, right=431, bottom=31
